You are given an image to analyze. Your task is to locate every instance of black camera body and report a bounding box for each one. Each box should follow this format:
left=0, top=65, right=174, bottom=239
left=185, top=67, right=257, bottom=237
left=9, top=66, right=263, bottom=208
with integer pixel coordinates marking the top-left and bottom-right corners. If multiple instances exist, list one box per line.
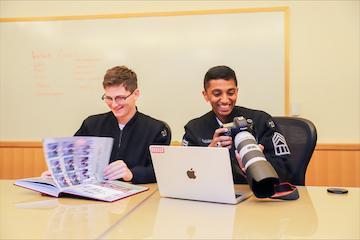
left=223, top=116, right=279, bottom=198
left=221, top=116, right=253, bottom=137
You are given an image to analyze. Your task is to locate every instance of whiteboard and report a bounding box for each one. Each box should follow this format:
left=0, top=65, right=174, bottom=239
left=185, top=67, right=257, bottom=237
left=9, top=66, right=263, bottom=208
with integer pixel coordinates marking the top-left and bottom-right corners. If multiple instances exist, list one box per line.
left=0, top=9, right=287, bottom=141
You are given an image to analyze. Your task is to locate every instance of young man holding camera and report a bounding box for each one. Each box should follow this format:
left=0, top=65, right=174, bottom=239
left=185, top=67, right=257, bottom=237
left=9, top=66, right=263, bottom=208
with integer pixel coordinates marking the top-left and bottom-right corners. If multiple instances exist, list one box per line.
left=182, top=65, right=292, bottom=184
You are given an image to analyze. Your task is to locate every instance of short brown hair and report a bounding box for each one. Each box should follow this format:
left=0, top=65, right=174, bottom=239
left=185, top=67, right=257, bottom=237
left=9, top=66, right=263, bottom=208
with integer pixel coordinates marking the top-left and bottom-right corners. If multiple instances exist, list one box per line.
left=103, top=66, right=138, bottom=92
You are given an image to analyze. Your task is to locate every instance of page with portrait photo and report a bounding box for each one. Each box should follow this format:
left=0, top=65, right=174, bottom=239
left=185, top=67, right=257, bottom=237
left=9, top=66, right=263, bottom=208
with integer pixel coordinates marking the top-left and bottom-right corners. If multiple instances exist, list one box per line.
left=42, top=136, right=113, bottom=191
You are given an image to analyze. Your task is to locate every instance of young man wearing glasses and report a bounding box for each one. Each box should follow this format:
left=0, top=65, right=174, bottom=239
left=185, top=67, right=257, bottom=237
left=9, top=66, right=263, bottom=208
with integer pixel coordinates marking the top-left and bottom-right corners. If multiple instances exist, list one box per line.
left=74, top=66, right=171, bottom=183
left=182, top=65, right=291, bottom=184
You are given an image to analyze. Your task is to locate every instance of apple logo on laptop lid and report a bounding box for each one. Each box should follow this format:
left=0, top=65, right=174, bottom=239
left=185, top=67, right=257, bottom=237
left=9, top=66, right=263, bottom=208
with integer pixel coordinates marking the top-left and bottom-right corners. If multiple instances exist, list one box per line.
left=187, top=168, right=196, bottom=179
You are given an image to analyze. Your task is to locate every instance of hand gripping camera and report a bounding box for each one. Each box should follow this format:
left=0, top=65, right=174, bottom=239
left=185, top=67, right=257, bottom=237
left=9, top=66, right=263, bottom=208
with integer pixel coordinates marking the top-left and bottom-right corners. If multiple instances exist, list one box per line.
left=222, top=117, right=280, bottom=198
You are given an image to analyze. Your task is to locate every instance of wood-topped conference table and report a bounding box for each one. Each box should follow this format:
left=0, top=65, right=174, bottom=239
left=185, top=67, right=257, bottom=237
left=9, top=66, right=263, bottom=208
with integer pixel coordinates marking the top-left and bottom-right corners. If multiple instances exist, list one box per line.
left=0, top=180, right=359, bottom=239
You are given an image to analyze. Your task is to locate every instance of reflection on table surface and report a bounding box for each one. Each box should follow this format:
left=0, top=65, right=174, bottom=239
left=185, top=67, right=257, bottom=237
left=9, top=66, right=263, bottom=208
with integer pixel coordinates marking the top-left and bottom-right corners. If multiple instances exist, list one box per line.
left=0, top=181, right=156, bottom=239
left=1, top=181, right=359, bottom=239
left=102, top=185, right=359, bottom=239
left=102, top=195, right=238, bottom=239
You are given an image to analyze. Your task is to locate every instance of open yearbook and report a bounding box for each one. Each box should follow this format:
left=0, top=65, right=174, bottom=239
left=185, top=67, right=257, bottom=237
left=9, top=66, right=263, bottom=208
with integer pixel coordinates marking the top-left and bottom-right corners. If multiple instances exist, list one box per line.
left=15, top=136, right=149, bottom=202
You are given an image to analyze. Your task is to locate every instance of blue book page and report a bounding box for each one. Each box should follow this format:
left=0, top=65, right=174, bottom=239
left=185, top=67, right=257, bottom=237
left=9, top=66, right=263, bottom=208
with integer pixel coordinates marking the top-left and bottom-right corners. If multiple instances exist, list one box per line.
left=42, top=136, right=113, bottom=191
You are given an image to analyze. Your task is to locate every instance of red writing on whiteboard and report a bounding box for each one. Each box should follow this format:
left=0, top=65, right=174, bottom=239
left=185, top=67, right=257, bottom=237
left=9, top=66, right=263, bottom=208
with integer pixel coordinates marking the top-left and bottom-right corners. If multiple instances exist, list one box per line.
left=32, top=50, right=52, bottom=60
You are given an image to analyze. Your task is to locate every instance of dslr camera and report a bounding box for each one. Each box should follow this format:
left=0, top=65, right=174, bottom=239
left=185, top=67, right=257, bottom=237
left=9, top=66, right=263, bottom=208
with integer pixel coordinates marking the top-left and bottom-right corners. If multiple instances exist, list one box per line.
left=221, top=116, right=279, bottom=198
left=221, top=116, right=254, bottom=137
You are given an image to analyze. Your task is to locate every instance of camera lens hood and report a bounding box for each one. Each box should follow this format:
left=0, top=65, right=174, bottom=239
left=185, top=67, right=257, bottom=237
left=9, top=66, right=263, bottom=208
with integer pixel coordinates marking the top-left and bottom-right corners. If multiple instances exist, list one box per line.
left=246, top=161, right=279, bottom=198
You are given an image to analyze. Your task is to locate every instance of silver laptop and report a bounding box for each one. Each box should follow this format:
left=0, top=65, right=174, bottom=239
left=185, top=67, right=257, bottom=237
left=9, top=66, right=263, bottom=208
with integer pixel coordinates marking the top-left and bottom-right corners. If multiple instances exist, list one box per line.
left=149, top=145, right=252, bottom=204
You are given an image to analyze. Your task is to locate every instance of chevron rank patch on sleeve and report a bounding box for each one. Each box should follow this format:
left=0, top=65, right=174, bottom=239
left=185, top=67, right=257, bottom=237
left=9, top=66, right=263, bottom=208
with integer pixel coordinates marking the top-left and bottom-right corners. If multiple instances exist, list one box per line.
left=272, top=132, right=290, bottom=156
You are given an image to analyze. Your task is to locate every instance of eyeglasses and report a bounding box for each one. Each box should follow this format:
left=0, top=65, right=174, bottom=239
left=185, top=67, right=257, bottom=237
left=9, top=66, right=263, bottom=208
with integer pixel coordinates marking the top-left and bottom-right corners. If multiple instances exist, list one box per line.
left=101, top=90, right=135, bottom=104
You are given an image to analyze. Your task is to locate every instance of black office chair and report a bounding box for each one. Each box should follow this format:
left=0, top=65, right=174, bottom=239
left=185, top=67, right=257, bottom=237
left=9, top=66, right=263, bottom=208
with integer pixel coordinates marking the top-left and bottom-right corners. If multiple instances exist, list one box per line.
left=273, top=116, right=317, bottom=185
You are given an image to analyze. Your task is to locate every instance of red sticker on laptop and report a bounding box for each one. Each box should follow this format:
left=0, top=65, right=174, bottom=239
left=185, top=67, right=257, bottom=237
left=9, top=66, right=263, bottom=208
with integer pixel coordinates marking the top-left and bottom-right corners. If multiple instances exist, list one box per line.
left=150, top=146, right=165, bottom=153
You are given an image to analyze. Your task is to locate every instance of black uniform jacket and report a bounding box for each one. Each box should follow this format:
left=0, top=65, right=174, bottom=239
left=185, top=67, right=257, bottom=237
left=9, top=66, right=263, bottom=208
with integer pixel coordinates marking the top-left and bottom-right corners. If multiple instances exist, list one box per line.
left=75, top=111, right=171, bottom=184
left=183, top=106, right=292, bottom=183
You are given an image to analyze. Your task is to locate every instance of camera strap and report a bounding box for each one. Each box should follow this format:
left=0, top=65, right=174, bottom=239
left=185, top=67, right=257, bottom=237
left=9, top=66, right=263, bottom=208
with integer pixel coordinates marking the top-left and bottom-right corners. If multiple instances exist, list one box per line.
left=270, top=182, right=299, bottom=200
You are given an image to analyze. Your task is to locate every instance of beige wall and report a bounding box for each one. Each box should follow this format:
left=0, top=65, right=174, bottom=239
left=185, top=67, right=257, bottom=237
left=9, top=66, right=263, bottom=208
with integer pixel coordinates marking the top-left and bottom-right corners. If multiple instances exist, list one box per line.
left=1, top=0, right=359, bottom=144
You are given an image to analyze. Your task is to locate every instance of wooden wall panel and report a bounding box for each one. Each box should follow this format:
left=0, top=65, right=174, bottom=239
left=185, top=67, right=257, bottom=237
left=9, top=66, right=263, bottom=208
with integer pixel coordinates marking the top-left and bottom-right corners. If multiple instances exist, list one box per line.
left=306, top=144, right=360, bottom=187
left=1, top=142, right=359, bottom=188
left=0, top=142, right=46, bottom=179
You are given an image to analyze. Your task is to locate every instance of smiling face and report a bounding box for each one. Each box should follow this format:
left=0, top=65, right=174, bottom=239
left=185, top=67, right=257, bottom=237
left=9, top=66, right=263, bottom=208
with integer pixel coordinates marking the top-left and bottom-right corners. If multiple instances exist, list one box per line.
left=103, top=84, right=140, bottom=124
left=202, top=79, right=238, bottom=123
